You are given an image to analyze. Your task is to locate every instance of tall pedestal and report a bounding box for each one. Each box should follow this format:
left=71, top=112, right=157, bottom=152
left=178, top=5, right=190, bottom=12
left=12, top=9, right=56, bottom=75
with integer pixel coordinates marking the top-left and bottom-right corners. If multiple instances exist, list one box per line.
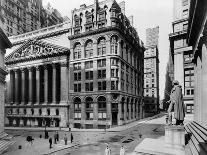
left=134, top=125, right=185, bottom=155
left=165, top=125, right=185, bottom=149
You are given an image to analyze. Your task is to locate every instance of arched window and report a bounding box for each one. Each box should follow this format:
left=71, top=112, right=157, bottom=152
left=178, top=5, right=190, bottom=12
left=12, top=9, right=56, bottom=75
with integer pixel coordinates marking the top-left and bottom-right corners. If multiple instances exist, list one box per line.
left=47, top=109, right=50, bottom=116
left=39, top=109, right=42, bottom=115
left=74, top=43, right=81, bottom=60
left=85, top=97, right=93, bottom=109
left=56, top=109, right=59, bottom=116
left=85, top=41, right=93, bottom=58
left=31, top=109, right=34, bottom=115
left=110, top=36, right=118, bottom=54
left=74, top=97, right=81, bottom=109
left=98, top=96, right=106, bottom=109
left=97, top=38, right=106, bottom=55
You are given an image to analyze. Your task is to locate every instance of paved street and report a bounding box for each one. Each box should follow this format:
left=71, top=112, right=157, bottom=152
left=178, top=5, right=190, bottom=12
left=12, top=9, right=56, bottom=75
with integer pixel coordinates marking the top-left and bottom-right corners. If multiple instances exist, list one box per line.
left=2, top=114, right=167, bottom=155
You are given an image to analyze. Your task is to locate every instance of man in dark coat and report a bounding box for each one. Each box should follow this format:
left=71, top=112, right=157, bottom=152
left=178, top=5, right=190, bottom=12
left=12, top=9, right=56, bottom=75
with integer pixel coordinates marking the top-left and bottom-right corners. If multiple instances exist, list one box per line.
left=168, top=80, right=185, bottom=125
left=71, top=133, right=73, bottom=143
left=49, top=137, right=52, bottom=149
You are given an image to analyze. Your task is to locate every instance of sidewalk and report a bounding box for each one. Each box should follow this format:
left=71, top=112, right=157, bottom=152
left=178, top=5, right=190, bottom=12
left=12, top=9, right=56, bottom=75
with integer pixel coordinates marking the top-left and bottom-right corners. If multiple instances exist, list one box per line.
left=5, top=113, right=165, bottom=133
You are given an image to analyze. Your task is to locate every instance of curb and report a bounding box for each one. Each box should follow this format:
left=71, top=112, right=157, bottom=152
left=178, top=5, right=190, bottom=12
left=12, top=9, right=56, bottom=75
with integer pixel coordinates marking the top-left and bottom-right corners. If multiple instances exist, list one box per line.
left=43, top=143, right=80, bottom=155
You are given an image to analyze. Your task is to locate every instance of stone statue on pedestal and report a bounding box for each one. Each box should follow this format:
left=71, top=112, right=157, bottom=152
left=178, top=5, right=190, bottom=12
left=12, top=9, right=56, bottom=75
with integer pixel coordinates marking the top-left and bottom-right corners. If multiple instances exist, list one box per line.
left=167, top=80, right=185, bottom=125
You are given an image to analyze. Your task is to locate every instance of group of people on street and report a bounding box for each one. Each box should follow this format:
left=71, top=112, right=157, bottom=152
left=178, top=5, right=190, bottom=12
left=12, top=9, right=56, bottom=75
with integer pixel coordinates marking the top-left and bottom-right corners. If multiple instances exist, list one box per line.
left=48, top=131, right=74, bottom=149
left=105, top=144, right=126, bottom=155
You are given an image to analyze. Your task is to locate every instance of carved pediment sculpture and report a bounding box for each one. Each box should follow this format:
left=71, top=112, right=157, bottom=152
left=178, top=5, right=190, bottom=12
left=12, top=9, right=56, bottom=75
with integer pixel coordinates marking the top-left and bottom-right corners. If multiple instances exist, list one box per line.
left=6, top=39, right=69, bottom=63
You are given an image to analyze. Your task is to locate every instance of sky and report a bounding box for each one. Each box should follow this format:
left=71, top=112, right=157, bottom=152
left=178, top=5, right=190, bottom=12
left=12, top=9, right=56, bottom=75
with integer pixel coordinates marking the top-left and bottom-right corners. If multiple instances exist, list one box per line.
left=43, top=0, right=174, bottom=100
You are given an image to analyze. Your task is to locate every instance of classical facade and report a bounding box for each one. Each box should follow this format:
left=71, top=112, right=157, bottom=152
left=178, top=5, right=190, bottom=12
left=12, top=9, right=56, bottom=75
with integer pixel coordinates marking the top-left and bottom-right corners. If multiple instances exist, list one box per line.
left=187, top=0, right=207, bottom=128
left=68, top=0, right=145, bottom=129
left=144, top=27, right=160, bottom=116
left=169, top=0, right=194, bottom=114
left=5, top=21, right=70, bottom=127
left=0, top=28, right=12, bottom=133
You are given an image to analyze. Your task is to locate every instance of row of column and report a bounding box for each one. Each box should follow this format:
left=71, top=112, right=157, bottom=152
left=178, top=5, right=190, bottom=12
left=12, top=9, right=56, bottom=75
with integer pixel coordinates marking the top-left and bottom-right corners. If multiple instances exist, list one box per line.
left=9, top=62, right=68, bottom=104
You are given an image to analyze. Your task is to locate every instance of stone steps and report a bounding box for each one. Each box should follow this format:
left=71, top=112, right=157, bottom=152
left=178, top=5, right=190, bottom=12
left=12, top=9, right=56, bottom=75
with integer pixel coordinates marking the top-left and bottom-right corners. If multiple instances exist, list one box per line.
left=0, top=140, right=15, bottom=154
left=185, top=122, right=207, bottom=155
left=0, top=132, right=8, bottom=139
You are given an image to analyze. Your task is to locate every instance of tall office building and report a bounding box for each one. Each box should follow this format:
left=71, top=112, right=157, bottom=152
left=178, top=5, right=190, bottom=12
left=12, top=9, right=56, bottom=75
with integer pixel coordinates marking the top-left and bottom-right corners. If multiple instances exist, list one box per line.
left=144, top=26, right=160, bottom=116
left=169, top=0, right=194, bottom=113
left=0, top=0, right=65, bottom=37
left=68, top=0, right=145, bottom=128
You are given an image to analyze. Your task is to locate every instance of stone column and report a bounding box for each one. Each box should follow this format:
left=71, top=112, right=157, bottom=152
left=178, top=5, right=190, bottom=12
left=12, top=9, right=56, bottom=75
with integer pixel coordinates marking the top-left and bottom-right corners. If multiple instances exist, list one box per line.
left=117, top=40, right=121, bottom=55
left=52, top=64, right=57, bottom=104
left=107, top=102, right=112, bottom=127
left=129, top=101, right=132, bottom=120
left=133, top=101, right=135, bottom=119
left=124, top=101, right=127, bottom=122
left=93, top=101, right=98, bottom=128
left=10, top=70, right=14, bottom=104
left=44, top=65, right=48, bottom=104
left=81, top=101, right=86, bottom=128
left=20, top=68, right=25, bottom=104
left=36, top=66, right=40, bottom=104
left=28, top=67, right=33, bottom=104
left=118, top=101, right=122, bottom=125
left=14, top=69, right=18, bottom=104
left=60, top=62, right=69, bottom=104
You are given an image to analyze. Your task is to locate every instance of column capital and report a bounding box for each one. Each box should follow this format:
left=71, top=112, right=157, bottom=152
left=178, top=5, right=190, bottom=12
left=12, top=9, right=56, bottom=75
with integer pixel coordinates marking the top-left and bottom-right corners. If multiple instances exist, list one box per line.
left=43, top=65, right=48, bottom=70
left=60, top=61, right=67, bottom=67
left=52, top=63, right=57, bottom=68
left=35, top=65, right=40, bottom=71
left=13, top=68, right=18, bottom=72
left=20, top=68, right=26, bottom=72
left=28, top=66, right=32, bottom=71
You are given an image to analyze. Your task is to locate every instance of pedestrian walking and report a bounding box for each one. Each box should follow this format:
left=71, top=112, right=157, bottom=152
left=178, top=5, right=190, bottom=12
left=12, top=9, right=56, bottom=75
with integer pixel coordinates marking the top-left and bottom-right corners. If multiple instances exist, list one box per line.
left=71, top=133, right=73, bottom=143
left=105, top=145, right=111, bottom=155
left=49, top=137, right=52, bottom=149
left=64, top=134, right=68, bottom=145
left=120, top=146, right=125, bottom=155
left=56, top=131, right=59, bottom=141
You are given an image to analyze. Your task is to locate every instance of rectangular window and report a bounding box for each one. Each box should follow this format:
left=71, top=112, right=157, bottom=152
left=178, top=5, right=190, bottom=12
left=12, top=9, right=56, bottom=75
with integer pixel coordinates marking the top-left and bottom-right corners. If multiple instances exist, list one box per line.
left=74, top=72, right=81, bottom=81
left=85, top=61, right=93, bottom=69
left=98, top=81, right=106, bottom=90
left=111, top=81, right=118, bottom=90
left=85, top=71, right=93, bottom=80
left=111, top=58, right=118, bottom=66
left=98, top=69, right=106, bottom=79
left=74, top=63, right=81, bottom=70
left=74, top=83, right=81, bottom=92
left=111, top=69, right=118, bottom=77
left=85, top=82, right=93, bottom=91
left=97, top=59, right=106, bottom=67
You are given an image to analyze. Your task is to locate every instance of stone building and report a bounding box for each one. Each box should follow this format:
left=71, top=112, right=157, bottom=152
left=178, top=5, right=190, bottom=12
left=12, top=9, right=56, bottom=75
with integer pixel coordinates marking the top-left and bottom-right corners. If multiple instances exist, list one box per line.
left=169, top=0, right=194, bottom=114
left=0, top=0, right=66, bottom=37
left=0, top=28, right=12, bottom=133
left=68, top=0, right=145, bottom=129
left=187, top=0, right=207, bottom=128
left=5, top=21, right=70, bottom=127
left=144, top=26, right=160, bottom=116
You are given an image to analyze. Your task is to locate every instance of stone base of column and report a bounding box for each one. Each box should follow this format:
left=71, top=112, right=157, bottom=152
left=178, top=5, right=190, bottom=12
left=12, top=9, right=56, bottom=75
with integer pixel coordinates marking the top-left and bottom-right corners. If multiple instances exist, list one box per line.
left=93, top=120, right=98, bottom=128
left=165, top=125, right=185, bottom=149
left=28, top=102, right=32, bottom=105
